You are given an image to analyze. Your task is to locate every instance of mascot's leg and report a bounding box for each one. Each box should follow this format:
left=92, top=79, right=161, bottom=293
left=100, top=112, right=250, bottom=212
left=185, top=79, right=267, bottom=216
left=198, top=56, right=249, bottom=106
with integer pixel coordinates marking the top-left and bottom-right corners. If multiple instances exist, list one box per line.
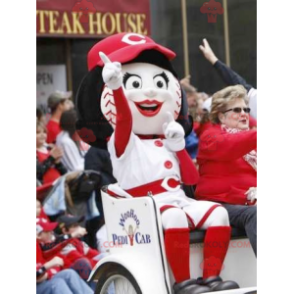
left=183, top=202, right=240, bottom=292
left=161, top=206, right=211, bottom=294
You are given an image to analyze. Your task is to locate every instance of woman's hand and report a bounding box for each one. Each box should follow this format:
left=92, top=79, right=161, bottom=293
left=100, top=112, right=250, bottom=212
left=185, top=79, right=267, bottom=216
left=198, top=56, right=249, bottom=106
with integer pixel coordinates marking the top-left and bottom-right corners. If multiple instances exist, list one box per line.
left=99, top=52, right=123, bottom=90
left=245, top=187, right=257, bottom=203
left=50, top=146, right=63, bottom=163
left=199, top=39, right=218, bottom=65
left=71, top=227, right=87, bottom=239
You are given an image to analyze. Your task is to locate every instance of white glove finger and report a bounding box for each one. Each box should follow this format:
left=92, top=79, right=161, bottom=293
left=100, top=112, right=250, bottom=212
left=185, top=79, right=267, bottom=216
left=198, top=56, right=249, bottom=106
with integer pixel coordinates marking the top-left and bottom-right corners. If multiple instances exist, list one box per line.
left=165, top=111, right=175, bottom=124
left=162, top=122, right=168, bottom=133
left=99, top=52, right=111, bottom=65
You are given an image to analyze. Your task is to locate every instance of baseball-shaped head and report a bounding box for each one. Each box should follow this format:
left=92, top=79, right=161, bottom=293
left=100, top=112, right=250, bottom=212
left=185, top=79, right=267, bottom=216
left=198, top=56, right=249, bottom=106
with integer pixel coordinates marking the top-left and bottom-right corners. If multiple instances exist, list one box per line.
left=101, top=60, right=182, bottom=135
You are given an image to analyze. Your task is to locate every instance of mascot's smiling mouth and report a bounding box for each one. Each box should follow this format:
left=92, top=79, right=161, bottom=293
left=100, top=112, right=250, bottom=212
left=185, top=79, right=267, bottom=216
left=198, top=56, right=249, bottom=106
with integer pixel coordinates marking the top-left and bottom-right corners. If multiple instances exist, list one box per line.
left=134, top=100, right=163, bottom=117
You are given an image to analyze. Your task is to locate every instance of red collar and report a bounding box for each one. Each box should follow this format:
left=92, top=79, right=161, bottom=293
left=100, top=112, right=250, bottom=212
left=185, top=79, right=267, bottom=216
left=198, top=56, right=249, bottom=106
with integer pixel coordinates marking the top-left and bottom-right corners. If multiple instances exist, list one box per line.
left=106, top=134, right=165, bottom=141
left=137, top=134, right=165, bottom=140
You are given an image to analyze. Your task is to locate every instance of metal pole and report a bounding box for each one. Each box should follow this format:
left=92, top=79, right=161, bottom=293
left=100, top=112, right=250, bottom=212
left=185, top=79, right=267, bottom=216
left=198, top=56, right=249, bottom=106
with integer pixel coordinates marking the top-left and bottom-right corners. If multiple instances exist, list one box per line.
left=223, top=0, right=231, bottom=67
left=181, top=0, right=190, bottom=76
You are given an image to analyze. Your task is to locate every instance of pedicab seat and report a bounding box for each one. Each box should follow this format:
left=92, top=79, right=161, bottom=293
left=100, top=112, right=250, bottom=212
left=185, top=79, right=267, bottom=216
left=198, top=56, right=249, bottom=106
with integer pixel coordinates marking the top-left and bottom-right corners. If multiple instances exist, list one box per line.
left=189, top=227, right=247, bottom=244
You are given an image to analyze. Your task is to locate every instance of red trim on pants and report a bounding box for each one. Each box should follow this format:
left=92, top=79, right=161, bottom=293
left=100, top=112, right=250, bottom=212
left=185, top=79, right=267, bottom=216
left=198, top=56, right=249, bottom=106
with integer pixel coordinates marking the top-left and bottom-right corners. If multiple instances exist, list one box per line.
left=195, top=204, right=221, bottom=229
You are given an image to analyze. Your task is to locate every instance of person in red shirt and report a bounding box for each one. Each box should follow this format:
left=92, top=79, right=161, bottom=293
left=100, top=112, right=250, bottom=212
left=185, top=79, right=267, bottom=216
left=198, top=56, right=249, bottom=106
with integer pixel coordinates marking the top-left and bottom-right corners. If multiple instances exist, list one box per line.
left=56, top=215, right=100, bottom=281
left=36, top=219, right=93, bottom=294
left=37, top=121, right=67, bottom=184
left=196, top=85, right=257, bottom=255
left=47, top=91, right=73, bottom=144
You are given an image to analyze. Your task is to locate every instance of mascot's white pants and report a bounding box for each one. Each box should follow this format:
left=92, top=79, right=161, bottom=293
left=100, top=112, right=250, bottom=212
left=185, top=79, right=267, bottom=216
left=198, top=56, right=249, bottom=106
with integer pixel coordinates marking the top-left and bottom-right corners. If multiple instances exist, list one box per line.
left=161, top=201, right=229, bottom=230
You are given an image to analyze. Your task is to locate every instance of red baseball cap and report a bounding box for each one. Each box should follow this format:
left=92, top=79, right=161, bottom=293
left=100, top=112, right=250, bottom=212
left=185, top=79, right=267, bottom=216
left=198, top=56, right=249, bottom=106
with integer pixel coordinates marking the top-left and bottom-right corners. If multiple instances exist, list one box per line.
left=87, top=33, right=176, bottom=71
left=36, top=219, right=58, bottom=234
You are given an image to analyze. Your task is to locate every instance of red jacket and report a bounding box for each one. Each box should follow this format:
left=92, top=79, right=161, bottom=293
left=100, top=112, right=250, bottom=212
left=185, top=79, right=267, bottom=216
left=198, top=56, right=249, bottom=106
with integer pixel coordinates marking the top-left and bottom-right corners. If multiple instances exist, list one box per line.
left=36, top=241, right=61, bottom=280
left=36, top=235, right=72, bottom=280
left=195, top=125, right=257, bottom=205
left=37, top=150, right=62, bottom=184
left=57, top=238, right=99, bottom=268
left=193, top=121, right=213, bottom=139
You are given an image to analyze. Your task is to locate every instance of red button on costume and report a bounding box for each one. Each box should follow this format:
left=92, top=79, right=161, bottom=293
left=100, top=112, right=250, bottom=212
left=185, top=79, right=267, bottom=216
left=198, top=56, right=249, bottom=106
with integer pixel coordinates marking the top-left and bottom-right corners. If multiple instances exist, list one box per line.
left=155, top=140, right=163, bottom=147
left=164, top=160, right=173, bottom=169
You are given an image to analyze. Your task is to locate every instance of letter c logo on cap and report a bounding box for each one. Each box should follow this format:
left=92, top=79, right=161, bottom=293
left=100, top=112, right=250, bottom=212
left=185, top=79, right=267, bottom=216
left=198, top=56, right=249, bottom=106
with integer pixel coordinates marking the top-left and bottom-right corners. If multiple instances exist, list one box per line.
left=122, top=33, right=146, bottom=45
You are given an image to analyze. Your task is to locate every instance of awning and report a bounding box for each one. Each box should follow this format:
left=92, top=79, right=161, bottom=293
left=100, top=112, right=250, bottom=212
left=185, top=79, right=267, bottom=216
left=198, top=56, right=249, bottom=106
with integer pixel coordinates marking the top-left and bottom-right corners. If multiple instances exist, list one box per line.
left=37, top=0, right=150, bottom=38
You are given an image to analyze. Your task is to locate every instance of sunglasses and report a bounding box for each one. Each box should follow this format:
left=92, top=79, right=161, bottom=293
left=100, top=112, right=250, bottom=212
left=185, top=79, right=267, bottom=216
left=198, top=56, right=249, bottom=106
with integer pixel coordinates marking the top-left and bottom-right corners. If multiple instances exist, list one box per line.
left=223, top=107, right=251, bottom=114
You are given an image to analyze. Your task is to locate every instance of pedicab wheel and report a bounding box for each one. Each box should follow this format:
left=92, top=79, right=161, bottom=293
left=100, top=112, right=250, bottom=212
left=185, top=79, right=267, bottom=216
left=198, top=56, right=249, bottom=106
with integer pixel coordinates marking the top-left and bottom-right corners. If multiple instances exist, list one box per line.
left=95, top=264, right=142, bottom=294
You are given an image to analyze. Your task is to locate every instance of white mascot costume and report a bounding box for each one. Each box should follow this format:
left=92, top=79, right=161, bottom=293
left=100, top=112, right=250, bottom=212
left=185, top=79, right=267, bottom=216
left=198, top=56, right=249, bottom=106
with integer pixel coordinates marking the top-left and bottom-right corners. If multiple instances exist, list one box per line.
left=76, top=33, right=239, bottom=293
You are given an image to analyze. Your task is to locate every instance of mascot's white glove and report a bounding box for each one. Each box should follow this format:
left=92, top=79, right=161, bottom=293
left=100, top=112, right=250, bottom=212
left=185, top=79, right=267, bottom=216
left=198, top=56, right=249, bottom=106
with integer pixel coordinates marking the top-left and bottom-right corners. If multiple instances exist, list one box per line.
left=99, top=52, right=123, bottom=90
left=245, top=187, right=257, bottom=203
left=163, top=112, right=185, bottom=152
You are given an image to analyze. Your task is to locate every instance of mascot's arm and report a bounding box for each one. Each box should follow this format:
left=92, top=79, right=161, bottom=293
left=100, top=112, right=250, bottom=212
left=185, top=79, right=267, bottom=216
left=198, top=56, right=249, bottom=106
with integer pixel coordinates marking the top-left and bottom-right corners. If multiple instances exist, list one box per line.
left=100, top=52, right=132, bottom=157
left=176, top=149, right=199, bottom=185
left=112, top=87, right=132, bottom=157
left=163, top=112, right=199, bottom=185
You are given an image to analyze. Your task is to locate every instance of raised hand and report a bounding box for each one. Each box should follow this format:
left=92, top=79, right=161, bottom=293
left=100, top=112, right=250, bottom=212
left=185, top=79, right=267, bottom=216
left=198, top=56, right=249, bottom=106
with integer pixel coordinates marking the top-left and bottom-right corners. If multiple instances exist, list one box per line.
left=199, top=38, right=218, bottom=65
left=99, top=52, right=123, bottom=90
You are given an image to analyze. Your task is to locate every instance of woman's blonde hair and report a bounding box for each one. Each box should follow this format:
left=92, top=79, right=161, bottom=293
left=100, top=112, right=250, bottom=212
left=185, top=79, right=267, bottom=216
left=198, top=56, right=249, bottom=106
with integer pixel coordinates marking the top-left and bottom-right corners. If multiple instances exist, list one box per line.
left=210, top=85, right=248, bottom=124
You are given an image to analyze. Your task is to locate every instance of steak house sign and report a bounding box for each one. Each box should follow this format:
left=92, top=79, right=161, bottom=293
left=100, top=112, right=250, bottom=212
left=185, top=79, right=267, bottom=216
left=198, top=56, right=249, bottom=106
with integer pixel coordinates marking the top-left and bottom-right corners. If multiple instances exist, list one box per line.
left=37, top=0, right=150, bottom=37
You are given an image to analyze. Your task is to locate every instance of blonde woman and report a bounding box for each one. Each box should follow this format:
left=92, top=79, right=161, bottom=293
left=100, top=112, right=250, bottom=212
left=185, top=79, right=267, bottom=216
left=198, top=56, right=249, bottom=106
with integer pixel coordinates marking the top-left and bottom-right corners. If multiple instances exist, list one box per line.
left=196, top=85, right=257, bottom=255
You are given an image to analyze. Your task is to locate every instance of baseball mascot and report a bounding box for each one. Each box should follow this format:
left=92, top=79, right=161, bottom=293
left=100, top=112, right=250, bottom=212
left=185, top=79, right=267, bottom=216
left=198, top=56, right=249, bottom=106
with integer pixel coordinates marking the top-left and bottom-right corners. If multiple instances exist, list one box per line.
left=76, top=33, right=239, bottom=293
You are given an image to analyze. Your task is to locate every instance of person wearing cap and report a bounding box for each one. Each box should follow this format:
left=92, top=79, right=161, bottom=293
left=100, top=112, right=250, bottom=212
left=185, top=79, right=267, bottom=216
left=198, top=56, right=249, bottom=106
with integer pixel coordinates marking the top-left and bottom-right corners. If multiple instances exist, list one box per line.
left=36, top=218, right=94, bottom=294
left=56, top=215, right=100, bottom=281
left=36, top=220, right=67, bottom=281
left=47, top=91, right=73, bottom=144
left=37, top=218, right=87, bottom=265
left=76, top=33, right=239, bottom=293
left=36, top=219, right=93, bottom=294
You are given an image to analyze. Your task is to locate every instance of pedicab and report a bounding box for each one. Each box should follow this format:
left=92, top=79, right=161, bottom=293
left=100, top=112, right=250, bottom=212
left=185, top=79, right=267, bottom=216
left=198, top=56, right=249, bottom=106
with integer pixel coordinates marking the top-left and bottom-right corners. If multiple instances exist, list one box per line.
left=87, top=185, right=256, bottom=294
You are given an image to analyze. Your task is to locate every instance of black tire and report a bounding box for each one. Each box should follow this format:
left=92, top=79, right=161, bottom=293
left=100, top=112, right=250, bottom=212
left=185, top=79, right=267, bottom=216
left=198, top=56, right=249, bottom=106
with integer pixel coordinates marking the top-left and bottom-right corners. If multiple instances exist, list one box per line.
left=95, top=263, right=142, bottom=294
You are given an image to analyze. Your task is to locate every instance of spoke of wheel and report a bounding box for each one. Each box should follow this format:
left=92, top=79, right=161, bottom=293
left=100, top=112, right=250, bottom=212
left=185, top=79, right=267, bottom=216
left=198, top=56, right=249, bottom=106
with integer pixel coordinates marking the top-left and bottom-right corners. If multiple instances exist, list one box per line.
left=100, top=275, right=137, bottom=294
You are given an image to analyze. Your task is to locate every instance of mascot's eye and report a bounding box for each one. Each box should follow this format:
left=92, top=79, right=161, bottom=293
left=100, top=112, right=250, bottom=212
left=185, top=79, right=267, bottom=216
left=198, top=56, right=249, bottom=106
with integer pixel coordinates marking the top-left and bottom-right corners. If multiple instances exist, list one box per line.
left=123, top=73, right=142, bottom=90
left=154, top=72, right=169, bottom=89
left=214, top=7, right=216, bottom=10
left=156, top=80, right=164, bottom=88
left=208, top=7, right=211, bottom=10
